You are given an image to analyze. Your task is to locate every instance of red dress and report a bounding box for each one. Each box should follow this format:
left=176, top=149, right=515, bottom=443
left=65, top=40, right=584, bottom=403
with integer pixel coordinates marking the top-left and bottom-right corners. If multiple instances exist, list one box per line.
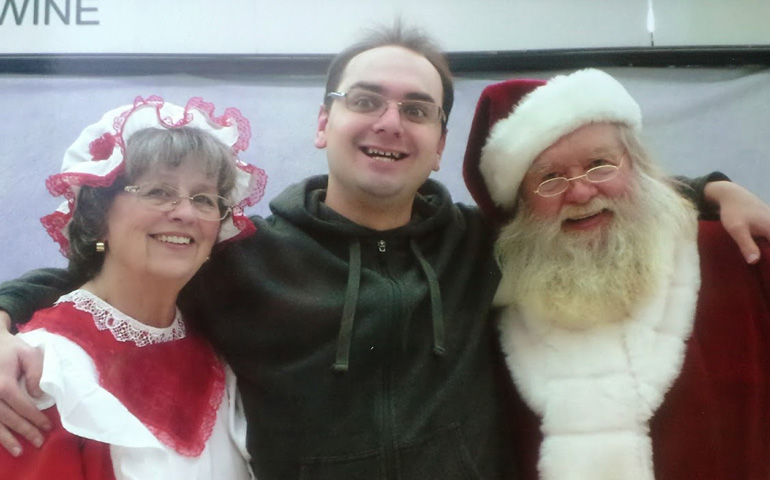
left=0, top=407, right=115, bottom=480
left=0, top=290, right=251, bottom=480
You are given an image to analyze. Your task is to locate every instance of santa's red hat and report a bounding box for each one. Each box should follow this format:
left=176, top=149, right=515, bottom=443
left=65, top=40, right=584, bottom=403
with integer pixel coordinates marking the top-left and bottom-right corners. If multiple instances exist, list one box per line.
left=462, top=69, right=642, bottom=225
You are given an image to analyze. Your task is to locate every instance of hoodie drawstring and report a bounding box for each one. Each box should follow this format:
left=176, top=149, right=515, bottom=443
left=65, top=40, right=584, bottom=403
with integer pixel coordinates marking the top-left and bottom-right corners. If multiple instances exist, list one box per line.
left=333, top=239, right=361, bottom=372
left=332, top=237, right=446, bottom=373
left=410, top=239, right=446, bottom=357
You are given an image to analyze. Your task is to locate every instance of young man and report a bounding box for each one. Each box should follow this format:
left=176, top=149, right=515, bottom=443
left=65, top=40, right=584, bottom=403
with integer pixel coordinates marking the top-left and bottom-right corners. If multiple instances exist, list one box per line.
left=463, top=69, right=770, bottom=480
left=0, top=25, right=769, bottom=480
left=0, top=26, right=510, bottom=480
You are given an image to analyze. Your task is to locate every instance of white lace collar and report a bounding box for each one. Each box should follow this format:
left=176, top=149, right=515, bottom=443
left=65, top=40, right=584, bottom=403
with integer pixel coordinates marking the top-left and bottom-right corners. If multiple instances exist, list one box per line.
left=56, top=289, right=186, bottom=347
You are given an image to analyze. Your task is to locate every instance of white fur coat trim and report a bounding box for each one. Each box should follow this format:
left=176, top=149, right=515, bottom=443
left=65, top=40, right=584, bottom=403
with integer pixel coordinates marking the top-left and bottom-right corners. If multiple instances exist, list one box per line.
left=499, top=236, right=700, bottom=480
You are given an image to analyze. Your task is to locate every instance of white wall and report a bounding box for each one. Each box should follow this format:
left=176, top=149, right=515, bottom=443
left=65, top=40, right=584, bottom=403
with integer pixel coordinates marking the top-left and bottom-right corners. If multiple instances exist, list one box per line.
left=0, top=0, right=768, bottom=54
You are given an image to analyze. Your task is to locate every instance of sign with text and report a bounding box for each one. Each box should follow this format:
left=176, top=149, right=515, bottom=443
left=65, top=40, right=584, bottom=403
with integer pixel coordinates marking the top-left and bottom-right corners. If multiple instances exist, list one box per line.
left=0, top=0, right=263, bottom=54
left=2, top=0, right=768, bottom=55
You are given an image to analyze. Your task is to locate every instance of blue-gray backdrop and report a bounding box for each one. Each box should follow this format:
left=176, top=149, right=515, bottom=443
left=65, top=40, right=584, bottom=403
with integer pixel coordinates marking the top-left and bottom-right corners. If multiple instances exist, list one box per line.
left=1, top=66, right=769, bottom=280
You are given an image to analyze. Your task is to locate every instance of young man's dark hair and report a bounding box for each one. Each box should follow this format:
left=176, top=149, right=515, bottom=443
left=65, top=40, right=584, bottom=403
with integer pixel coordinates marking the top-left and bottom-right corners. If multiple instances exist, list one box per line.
left=323, top=21, right=454, bottom=131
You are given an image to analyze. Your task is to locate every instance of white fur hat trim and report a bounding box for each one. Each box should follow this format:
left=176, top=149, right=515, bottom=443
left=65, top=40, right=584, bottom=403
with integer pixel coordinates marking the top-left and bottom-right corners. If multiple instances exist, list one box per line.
left=479, top=69, right=642, bottom=210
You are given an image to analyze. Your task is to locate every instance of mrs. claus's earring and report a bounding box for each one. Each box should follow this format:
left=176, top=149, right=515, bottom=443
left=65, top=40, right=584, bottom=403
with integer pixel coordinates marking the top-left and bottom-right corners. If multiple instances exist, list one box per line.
left=95, top=242, right=106, bottom=253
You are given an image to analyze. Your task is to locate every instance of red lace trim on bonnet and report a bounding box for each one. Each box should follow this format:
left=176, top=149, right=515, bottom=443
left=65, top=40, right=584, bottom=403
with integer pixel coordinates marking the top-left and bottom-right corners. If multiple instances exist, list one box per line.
left=183, top=97, right=251, bottom=153
left=44, top=95, right=236, bottom=200
left=238, top=162, right=267, bottom=209
left=41, top=209, right=73, bottom=257
left=41, top=95, right=267, bottom=255
left=21, top=299, right=226, bottom=457
left=217, top=161, right=267, bottom=247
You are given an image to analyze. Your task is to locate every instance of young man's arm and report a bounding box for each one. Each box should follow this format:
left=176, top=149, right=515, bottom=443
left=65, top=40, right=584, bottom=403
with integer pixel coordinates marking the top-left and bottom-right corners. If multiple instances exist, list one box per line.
left=676, top=173, right=770, bottom=263
left=0, top=318, right=49, bottom=457
left=703, top=180, right=770, bottom=264
left=0, top=268, right=78, bottom=455
left=0, top=173, right=769, bottom=455
left=0, top=268, right=79, bottom=332
left=674, top=172, right=729, bottom=220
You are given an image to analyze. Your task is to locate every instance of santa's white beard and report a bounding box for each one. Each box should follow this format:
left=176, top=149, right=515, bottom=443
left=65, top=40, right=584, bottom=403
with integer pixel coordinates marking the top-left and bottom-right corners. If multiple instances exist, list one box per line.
left=494, top=172, right=697, bottom=330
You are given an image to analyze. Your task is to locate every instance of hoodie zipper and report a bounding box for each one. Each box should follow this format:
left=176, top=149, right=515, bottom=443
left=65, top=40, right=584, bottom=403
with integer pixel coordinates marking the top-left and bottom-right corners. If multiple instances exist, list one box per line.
left=376, top=236, right=399, bottom=478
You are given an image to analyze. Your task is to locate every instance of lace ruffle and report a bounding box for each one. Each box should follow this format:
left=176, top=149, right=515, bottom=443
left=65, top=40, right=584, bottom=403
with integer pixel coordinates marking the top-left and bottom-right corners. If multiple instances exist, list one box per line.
left=57, top=290, right=185, bottom=347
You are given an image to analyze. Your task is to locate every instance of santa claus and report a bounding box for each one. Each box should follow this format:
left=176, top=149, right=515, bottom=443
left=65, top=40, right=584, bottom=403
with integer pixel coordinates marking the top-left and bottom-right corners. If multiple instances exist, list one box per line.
left=463, top=69, right=770, bottom=480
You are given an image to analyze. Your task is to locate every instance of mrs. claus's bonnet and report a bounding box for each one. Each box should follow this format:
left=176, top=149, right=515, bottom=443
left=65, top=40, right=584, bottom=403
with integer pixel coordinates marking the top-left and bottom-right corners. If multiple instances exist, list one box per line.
left=41, top=95, right=268, bottom=255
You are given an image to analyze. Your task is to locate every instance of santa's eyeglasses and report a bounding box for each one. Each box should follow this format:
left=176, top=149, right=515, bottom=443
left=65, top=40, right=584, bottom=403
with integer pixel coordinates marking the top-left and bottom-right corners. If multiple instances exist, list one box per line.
left=533, top=158, right=624, bottom=198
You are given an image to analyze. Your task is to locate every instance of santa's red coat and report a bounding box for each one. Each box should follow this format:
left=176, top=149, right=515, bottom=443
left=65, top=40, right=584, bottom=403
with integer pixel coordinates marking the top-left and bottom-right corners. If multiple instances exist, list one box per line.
left=507, top=221, right=770, bottom=479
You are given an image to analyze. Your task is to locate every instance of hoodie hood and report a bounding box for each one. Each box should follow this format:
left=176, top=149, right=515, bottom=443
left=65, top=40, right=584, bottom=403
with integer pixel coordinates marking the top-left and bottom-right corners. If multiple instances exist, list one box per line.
left=269, top=175, right=458, bottom=239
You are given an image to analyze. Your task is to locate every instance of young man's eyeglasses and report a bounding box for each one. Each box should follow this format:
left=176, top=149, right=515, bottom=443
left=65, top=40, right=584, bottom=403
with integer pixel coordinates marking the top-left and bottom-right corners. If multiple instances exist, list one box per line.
left=124, top=184, right=232, bottom=221
left=533, top=158, right=624, bottom=198
left=326, top=89, right=446, bottom=125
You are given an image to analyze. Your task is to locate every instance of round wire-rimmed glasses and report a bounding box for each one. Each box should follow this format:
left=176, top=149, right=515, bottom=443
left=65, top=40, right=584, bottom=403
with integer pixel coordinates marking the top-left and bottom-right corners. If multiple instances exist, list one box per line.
left=123, top=184, right=232, bottom=221
left=533, top=158, right=625, bottom=198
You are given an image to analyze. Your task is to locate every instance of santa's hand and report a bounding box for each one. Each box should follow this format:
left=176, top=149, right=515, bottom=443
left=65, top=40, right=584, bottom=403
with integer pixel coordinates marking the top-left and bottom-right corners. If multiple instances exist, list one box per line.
left=0, top=316, right=50, bottom=456
left=706, top=181, right=770, bottom=263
